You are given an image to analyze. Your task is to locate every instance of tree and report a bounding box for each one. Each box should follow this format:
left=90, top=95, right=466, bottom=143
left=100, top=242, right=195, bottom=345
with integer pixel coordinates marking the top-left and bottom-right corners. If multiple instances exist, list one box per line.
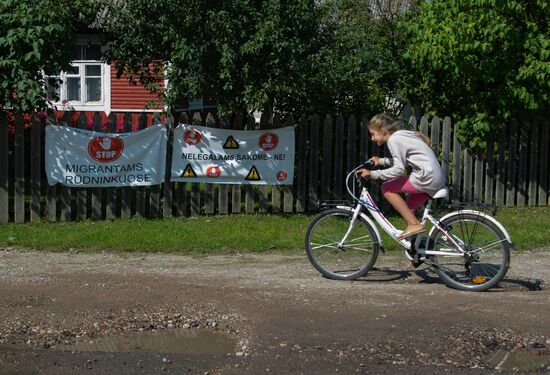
left=0, top=0, right=99, bottom=113
left=402, top=0, right=550, bottom=148
left=104, top=0, right=411, bottom=117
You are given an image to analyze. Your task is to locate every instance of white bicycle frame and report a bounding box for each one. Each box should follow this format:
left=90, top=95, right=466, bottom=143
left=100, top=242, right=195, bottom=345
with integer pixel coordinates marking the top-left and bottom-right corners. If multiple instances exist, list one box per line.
left=337, top=186, right=467, bottom=259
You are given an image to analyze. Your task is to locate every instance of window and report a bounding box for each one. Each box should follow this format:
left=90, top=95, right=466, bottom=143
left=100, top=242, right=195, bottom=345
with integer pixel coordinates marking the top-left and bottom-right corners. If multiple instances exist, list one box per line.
left=46, top=43, right=109, bottom=110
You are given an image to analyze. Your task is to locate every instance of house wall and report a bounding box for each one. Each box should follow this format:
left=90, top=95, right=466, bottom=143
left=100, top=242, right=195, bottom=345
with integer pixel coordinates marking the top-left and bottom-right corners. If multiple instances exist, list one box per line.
left=110, top=66, right=164, bottom=112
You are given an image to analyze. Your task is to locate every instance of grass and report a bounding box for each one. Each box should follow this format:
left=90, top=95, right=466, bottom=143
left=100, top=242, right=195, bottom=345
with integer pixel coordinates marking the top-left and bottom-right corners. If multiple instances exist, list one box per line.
left=0, top=207, right=548, bottom=255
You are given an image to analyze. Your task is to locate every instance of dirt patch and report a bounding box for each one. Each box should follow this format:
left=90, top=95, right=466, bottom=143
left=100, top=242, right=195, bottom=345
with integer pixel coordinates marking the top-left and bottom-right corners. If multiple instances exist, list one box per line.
left=0, top=247, right=549, bottom=374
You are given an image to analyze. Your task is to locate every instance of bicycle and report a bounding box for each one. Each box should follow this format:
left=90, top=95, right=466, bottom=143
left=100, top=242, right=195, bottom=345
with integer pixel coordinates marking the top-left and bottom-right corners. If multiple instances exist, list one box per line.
left=304, top=160, right=513, bottom=292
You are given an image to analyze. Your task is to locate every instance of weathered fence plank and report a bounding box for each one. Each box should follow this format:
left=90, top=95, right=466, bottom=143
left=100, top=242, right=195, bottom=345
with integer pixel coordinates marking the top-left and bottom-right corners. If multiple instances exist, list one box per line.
left=30, top=116, right=42, bottom=222
left=59, top=112, right=73, bottom=221
left=176, top=113, right=189, bottom=217
left=271, top=114, right=282, bottom=212
left=204, top=113, right=216, bottom=215
left=163, top=114, right=174, bottom=218
left=149, top=114, right=160, bottom=219
left=231, top=114, right=243, bottom=214
left=528, top=124, right=539, bottom=206
left=283, top=114, right=294, bottom=213
left=120, top=113, right=133, bottom=218
left=91, top=112, right=104, bottom=220
left=0, top=115, right=8, bottom=223
left=135, top=113, right=148, bottom=218
left=333, top=115, right=344, bottom=201
left=431, top=116, right=440, bottom=157
left=14, top=115, right=25, bottom=223
left=495, top=127, right=507, bottom=206
left=321, top=115, right=333, bottom=202
left=190, top=112, right=202, bottom=216
left=218, top=117, right=231, bottom=214
left=517, top=127, right=528, bottom=206
left=308, top=115, right=320, bottom=211
left=245, top=115, right=256, bottom=213
left=539, top=124, right=549, bottom=206
left=463, top=148, right=473, bottom=202
left=474, top=150, right=483, bottom=203
left=105, top=113, right=118, bottom=219
left=506, top=123, right=517, bottom=207
left=484, top=143, right=494, bottom=205
left=441, top=117, right=451, bottom=191
left=76, top=112, right=88, bottom=220
left=452, top=122, right=462, bottom=201
left=296, top=115, right=307, bottom=212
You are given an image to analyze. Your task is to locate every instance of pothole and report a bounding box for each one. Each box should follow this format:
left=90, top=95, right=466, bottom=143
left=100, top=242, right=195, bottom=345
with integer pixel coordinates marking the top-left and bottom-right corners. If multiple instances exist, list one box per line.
left=56, top=329, right=236, bottom=355
left=485, top=348, right=550, bottom=372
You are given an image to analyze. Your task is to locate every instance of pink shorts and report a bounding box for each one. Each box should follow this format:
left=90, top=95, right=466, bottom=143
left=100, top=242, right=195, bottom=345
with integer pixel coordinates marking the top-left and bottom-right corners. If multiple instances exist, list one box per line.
left=381, top=176, right=429, bottom=213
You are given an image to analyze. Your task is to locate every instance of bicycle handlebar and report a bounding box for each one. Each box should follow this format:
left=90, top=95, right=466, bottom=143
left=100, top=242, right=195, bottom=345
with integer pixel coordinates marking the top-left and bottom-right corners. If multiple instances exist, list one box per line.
left=346, top=159, right=376, bottom=199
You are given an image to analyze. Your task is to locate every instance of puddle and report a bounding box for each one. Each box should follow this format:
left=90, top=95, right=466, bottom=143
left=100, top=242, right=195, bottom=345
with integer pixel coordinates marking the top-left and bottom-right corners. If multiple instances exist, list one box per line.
left=485, top=348, right=550, bottom=371
left=56, top=329, right=236, bottom=355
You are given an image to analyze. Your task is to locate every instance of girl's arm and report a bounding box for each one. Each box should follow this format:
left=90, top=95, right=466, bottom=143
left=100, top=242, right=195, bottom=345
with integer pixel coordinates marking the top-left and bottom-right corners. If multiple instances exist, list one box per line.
left=369, top=140, right=405, bottom=180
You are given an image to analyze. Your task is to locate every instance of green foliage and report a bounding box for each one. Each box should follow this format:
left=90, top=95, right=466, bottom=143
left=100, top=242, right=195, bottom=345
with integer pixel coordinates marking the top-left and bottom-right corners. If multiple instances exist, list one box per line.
left=105, top=0, right=409, bottom=117
left=402, top=0, right=550, bottom=148
left=0, top=0, right=99, bottom=113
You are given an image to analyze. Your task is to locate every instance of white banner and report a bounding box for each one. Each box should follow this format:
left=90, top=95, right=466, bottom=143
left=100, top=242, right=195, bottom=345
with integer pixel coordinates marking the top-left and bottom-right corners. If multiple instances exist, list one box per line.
left=45, top=125, right=167, bottom=187
left=171, top=124, right=295, bottom=185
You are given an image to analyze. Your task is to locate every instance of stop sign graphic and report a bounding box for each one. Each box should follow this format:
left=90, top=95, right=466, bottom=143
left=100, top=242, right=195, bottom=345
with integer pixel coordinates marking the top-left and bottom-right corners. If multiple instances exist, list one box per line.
left=88, top=137, right=124, bottom=163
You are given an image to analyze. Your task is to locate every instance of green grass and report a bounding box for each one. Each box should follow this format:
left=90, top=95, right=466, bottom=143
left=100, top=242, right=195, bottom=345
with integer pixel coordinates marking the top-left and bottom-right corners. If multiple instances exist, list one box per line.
left=0, top=207, right=548, bottom=254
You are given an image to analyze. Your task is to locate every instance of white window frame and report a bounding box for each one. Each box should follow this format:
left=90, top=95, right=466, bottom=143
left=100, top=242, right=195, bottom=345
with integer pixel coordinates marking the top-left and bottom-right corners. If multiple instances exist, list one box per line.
left=46, top=36, right=111, bottom=112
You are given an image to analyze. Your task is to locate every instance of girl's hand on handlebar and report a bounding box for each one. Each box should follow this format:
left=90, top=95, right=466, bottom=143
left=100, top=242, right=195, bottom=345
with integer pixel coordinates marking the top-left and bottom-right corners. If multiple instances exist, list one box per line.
left=355, top=168, right=371, bottom=179
left=369, top=156, right=380, bottom=166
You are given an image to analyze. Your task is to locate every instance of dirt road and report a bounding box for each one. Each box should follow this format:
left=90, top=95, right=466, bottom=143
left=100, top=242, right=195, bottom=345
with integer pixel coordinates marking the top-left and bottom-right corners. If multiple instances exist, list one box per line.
left=0, top=248, right=549, bottom=374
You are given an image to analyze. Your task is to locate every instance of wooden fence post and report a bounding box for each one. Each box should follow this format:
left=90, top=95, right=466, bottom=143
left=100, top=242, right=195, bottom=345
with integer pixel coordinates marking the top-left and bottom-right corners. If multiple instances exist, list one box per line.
left=245, top=114, right=256, bottom=213
left=30, top=116, right=42, bottom=222
left=517, top=127, right=528, bottom=206
left=539, top=123, right=549, bottom=206
left=271, top=114, right=282, bottom=212
left=441, top=117, right=451, bottom=200
left=231, top=113, right=244, bottom=214
left=321, top=115, right=333, bottom=202
left=135, top=113, right=148, bottom=218
left=528, top=124, right=539, bottom=206
left=14, top=114, right=25, bottom=223
left=0, top=115, right=8, bottom=223
left=308, top=115, right=320, bottom=211
left=333, top=115, right=344, bottom=201
left=76, top=112, right=88, bottom=220
left=91, top=112, right=104, bottom=220
left=283, top=114, right=294, bottom=212
left=203, top=113, right=217, bottom=215
left=105, top=113, right=118, bottom=219
left=474, top=149, right=483, bottom=203
left=163, top=113, right=174, bottom=218
left=120, top=113, right=133, bottom=218
left=59, top=112, right=73, bottom=221
left=452, top=122, right=462, bottom=201
left=296, top=115, right=307, bottom=212
left=506, top=123, right=517, bottom=207
left=218, top=116, right=231, bottom=214
left=495, top=126, right=507, bottom=206
left=484, top=142, right=495, bottom=205
left=176, top=113, right=188, bottom=217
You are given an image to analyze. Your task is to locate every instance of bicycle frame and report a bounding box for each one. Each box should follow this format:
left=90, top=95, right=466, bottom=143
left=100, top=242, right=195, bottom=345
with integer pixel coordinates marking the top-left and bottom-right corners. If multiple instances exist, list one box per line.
left=338, top=186, right=467, bottom=258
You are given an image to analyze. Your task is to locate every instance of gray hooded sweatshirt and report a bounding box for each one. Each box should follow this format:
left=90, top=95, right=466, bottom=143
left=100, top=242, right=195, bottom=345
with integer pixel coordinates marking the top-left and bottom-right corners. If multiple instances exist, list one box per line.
left=370, top=130, right=446, bottom=197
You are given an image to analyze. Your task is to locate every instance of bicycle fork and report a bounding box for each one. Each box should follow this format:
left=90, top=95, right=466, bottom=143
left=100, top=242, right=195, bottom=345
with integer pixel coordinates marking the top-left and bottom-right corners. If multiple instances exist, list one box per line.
left=337, top=203, right=362, bottom=249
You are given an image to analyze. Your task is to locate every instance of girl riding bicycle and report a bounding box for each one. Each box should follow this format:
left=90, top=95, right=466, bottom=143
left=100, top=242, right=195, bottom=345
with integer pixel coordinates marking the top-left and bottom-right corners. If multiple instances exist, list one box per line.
left=357, top=113, right=446, bottom=241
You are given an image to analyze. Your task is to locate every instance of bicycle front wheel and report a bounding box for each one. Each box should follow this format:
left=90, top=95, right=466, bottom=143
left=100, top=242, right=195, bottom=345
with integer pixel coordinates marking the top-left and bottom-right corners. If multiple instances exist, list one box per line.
left=305, top=208, right=380, bottom=280
left=429, top=212, right=510, bottom=291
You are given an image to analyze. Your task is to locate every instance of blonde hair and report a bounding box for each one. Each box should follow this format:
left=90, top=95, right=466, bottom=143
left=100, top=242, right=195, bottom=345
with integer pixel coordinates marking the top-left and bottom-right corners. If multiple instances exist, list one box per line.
left=368, top=113, right=432, bottom=147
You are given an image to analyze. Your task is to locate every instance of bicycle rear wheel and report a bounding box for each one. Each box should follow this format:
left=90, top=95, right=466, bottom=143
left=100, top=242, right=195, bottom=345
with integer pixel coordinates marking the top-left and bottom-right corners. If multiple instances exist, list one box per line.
left=429, top=212, right=510, bottom=291
left=305, top=208, right=380, bottom=280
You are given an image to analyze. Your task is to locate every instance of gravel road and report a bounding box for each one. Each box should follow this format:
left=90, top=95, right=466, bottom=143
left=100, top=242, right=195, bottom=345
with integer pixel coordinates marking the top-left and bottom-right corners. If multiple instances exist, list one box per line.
left=0, top=247, right=549, bottom=374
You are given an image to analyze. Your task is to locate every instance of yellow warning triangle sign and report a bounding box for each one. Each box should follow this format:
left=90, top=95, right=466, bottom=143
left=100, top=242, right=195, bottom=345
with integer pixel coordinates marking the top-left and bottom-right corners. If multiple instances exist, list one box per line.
left=181, top=164, right=197, bottom=178
left=245, top=165, right=261, bottom=181
left=223, top=135, right=239, bottom=149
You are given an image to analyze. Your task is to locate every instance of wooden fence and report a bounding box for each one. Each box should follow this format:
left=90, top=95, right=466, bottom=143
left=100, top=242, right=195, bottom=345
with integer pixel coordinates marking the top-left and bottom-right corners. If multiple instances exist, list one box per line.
left=0, top=111, right=548, bottom=223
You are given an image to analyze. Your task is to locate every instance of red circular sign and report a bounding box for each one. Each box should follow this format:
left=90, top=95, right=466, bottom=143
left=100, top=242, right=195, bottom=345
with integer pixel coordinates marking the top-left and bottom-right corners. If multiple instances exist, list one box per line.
left=88, top=137, right=124, bottom=163
left=258, top=132, right=279, bottom=151
left=205, top=166, right=222, bottom=177
left=276, top=171, right=288, bottom=181
left=184, top=129, right=202, bottom=145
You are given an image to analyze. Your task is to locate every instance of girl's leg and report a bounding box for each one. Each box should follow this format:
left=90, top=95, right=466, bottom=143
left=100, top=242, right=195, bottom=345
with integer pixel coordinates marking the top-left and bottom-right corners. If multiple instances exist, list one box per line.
left=382, top=177, right=428, bottom=237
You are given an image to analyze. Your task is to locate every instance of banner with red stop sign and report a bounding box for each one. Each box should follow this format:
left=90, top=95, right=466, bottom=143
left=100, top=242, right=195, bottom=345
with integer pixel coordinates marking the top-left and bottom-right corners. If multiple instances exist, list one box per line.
left=45, top=124, right=167, bottom=187
left=171, top=124, right=295, bottom=185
